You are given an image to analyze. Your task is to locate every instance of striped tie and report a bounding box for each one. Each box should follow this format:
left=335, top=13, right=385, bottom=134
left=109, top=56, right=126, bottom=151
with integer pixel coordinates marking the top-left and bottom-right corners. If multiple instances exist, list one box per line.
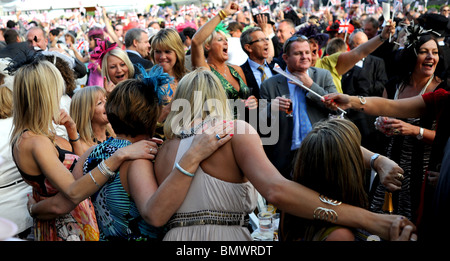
left=258, top=65, right=268, bottom=83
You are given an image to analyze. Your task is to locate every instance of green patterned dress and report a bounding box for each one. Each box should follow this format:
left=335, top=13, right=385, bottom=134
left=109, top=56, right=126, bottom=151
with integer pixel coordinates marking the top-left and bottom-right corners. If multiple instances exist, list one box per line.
left=210, top=65, right=251, bottom=118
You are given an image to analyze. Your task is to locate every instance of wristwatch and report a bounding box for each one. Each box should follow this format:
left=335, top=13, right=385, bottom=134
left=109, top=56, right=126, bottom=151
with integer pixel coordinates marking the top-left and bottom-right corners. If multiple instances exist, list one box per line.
left=416, top=127, right=424, bottom=140
left=370, top=153, right=380, bottom=170
left=379, top=34, right=387, bottom=42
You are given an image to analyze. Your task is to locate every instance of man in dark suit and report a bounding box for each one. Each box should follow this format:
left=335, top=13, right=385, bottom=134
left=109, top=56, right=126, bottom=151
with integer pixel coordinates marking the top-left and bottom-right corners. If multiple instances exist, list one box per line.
left=342, top=30, right=388, bottom=154
left=260, top=36, right=337, bottom=178
left=240, top=27, right=277, bottom=100
left=124, top=28, right=153, bottom=71
left=271, top=19, right=295, bottom=70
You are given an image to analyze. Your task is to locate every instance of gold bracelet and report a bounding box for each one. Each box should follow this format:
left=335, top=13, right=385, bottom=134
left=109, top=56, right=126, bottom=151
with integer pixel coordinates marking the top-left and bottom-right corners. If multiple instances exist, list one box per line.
left=219, top=10, right=227, bottom=20
left=217, top=11, right=223, bottom=20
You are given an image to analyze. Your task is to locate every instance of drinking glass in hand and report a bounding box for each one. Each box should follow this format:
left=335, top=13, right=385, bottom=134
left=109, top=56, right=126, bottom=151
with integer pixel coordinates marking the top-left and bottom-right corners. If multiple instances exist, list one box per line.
left=282, top=94, right=293, bottom=117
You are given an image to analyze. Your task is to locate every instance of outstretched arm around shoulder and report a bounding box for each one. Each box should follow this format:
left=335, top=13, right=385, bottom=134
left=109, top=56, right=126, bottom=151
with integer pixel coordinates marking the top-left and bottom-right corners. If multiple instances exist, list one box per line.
left=230, top=120, right=415, bottom=240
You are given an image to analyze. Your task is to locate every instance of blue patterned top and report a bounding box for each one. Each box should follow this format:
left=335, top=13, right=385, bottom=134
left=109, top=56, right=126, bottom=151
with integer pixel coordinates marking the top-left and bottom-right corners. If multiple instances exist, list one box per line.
left=83, top=137, right=165, bottom=241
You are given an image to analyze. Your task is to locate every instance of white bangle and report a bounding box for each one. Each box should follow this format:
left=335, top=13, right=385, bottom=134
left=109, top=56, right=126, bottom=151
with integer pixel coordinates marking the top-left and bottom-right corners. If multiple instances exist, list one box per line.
left=416, top=127, right=424, bottom=140
left=175, top=162, right=195, bottom=177
left=358, top=96, right=366, bottom=105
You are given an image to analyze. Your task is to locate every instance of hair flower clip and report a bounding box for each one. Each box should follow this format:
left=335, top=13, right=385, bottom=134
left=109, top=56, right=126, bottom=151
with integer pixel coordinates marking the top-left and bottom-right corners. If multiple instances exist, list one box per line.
left=136, top=64, right=174, bottom=104
left=88, top=39, right=117, bottom=70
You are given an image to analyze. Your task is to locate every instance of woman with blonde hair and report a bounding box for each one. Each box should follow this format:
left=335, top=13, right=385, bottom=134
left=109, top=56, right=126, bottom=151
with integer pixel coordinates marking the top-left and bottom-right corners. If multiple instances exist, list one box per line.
left=153, top=67, right=415, bottom=241
left=70, top=86, right=115, bottom=154
left=191, top=2, right=257, bottom=118
left=90, top=39, right=134, bottom=93
left=101, top=48, right=135, bottom=91
left=26, top=65, right=233, bottom=241
left=150, top=28, right=189, bottom=139
left=150, top=28, right=188, bottom=89
left=10, top=56, right=156, bottom=241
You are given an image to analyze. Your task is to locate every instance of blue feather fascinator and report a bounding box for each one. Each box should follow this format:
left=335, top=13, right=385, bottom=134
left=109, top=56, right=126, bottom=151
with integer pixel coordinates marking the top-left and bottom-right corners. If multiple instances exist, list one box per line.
left=135, top=64, right=174, bottom=104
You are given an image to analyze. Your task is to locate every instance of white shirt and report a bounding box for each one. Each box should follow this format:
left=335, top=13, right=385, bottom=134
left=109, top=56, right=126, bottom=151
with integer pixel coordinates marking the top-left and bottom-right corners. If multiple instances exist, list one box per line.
left=227, top=37, right=248, bottom=66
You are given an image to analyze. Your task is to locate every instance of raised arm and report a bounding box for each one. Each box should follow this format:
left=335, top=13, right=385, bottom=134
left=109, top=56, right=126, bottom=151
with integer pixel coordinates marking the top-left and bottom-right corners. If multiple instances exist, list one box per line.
left=255, top=14, right=275, bottom=63
left=335, top=20, right=395, bottom=76
left=102, top=7, right=122, bottom=48
left=191, top=1, right=239, bottom=69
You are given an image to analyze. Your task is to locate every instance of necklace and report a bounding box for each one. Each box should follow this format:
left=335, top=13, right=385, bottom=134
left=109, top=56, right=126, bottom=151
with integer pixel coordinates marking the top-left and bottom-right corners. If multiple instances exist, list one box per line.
left=177, top=119, right=212, bottom=139
left=210, top=63, right=227, bottom=78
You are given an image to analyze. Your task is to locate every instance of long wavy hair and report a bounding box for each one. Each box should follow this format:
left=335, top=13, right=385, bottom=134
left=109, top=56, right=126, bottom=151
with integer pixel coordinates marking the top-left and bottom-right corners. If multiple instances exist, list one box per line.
left=282, top=118, right=367, bottom=241
left=10, top=60, right=65, bottom=146
left=70, top=86, right=112, bottom=146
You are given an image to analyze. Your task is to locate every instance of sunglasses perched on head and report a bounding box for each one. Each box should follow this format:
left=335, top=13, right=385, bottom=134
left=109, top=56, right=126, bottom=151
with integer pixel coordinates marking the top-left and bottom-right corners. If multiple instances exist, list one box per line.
left=283, top=34, right=309, bottom=53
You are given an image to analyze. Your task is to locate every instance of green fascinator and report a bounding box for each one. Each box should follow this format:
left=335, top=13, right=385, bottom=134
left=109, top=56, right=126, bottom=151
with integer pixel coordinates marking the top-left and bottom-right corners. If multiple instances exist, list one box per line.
left=215, top=21, right=230, bottom=37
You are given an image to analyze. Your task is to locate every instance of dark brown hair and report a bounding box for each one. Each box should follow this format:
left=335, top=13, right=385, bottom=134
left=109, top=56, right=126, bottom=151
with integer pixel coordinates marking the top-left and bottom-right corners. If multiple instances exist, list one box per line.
left=106, top=78, right=160, bottom=138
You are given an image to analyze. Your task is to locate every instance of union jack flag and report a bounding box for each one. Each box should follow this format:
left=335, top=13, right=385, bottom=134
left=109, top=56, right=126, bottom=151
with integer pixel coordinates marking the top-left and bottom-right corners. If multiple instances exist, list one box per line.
left=338, top=19, right=351, bottom=33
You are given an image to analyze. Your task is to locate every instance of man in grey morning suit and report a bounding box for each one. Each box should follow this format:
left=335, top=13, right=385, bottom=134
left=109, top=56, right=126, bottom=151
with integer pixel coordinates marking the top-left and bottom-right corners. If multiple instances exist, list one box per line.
left=260, top=35, right=337, bottom=179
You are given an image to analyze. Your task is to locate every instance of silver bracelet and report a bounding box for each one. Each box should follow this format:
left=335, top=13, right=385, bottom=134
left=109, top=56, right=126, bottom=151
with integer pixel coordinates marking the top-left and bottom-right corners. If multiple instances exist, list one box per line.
left=313, top=207, right=338, bottom=223
left=89, top=171, right=101, bottom=188
left=319, top=194, right=342, bottom=206
left=98, top=160, right=116, bottom=178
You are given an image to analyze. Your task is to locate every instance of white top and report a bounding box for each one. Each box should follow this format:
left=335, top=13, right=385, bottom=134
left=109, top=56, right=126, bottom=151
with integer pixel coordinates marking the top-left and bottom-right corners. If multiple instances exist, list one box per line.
left=0, top=117, right=33, bottom=234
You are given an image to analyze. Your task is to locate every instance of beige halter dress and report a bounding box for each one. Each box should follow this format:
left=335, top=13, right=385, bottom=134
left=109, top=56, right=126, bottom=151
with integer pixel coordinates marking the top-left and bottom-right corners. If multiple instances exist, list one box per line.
left=163, top=136, right=258, bottom=241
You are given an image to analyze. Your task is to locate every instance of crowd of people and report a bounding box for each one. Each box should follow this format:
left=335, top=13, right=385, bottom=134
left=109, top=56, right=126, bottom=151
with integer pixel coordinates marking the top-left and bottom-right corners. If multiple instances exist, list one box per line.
left=0, top=0, right=449, bottom=244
